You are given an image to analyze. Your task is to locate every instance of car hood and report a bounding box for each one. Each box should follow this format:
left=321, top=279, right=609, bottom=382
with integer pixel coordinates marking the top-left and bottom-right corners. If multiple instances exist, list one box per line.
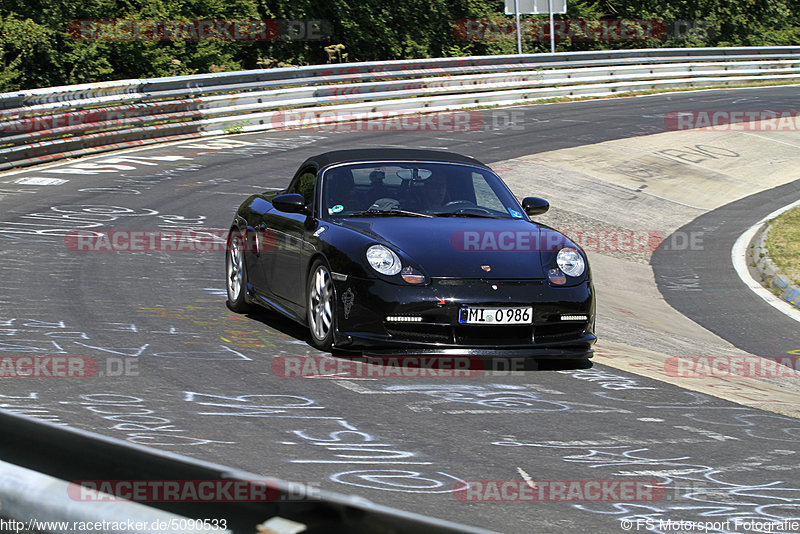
left=339, top=217, right=567, bottom=279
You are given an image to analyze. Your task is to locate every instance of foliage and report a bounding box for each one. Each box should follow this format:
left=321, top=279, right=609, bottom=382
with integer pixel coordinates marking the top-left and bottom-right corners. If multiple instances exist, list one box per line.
left=2, top=0, right=799, bottom=91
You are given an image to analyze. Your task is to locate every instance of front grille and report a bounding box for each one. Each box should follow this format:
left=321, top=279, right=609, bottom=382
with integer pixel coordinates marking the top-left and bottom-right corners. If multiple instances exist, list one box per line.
left=535, top=323, right=588, bottom=343
left=385, top=322, right=452, bottom=343
left=455, top=325, right=533, bottom=346
left=384, top=320, right=588, bottom=346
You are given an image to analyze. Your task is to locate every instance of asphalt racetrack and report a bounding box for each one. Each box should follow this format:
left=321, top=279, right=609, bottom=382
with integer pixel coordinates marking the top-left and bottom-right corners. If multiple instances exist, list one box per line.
left=2, top=85, right=800, bottom=533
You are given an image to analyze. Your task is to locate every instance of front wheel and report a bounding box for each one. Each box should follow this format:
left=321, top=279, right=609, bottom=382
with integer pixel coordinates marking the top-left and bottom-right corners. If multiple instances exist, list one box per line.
left=307, top=260, right=336, bottom=351
left=226, top=228, right=253, bottom=313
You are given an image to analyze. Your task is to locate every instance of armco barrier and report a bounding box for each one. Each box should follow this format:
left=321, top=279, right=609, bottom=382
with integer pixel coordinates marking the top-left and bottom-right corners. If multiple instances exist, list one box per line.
left=2, top=46, right=800, bottom=171
left=0, top=409, right=490, bottom=534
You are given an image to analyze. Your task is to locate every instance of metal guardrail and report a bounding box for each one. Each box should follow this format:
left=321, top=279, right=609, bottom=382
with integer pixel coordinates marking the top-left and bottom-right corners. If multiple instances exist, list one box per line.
left=0, top=409, right=490, bottom=534
left=2, top=46, right=799, bottom=532
left=1, top=46, right=800, bottom=171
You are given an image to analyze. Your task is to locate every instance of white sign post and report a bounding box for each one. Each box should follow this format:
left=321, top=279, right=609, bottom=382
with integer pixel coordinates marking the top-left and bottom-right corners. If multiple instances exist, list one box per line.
left=504, top=0, right=567, bottom=54
left=514, top=0, right=522, bottom=54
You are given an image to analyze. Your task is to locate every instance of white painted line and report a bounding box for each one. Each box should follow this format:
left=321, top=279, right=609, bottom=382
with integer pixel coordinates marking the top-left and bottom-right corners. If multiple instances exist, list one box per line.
left=619, top=469, right=708, bottom=476
left=205, top=191, right=265, bottom=195
left=202, top=288, right=227, bottom=296
left=11, top=177, right=68, bottom=185
left=741, top=131, right=800, bottom=150
left=334, top=381, right=392, bottom=394
left=427, top=408, right=623, bottom=414
left=516, top=467, right=537, bottom=489
left=290, top=460, right=433, bottom=464
left=731, top=198, right=800, bottom=324
left=673, top=425, right=739, bottom=441
left=312, top=375, right=378, bottom=380
left=0, top=132, right=241, bottom=178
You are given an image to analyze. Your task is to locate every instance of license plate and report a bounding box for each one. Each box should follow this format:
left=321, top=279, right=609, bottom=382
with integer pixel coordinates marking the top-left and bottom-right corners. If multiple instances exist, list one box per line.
left=459, top=306, right=532, bottom=325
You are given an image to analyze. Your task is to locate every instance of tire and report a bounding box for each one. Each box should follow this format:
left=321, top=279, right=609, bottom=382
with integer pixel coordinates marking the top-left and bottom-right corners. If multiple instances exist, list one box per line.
left=307, top=260, right=336, bottom=351
left=226, top=228, right=253, bottom=313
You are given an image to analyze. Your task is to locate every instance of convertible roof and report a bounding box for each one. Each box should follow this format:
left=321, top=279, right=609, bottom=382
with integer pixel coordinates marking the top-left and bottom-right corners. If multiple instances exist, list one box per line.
left=299, top=148, right=487, bottom=170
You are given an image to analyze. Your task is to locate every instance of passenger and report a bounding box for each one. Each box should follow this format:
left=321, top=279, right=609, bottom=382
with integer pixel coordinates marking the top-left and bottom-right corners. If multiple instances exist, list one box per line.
left=326, top=171, right=359, bottom=213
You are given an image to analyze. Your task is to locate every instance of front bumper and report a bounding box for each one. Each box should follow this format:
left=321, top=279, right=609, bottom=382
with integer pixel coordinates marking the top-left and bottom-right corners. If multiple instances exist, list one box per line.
left=332, top=276, right=595, bottom=358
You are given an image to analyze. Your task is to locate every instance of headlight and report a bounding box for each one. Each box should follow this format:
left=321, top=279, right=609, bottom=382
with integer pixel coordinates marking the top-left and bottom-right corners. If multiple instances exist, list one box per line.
left=556, top=247, right=585, bottom=277
left=366, top=244, right=402, bottom=275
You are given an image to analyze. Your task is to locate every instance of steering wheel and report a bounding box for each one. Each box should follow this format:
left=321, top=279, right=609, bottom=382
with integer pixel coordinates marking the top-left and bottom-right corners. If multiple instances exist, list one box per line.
left=368, top=198, right=401, bottom=211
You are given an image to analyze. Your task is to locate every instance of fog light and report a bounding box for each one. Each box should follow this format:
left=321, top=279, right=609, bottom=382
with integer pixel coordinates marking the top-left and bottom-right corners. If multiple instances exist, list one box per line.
left=548, top=268, right=567, bottom=285
left=560, top=314, right=588, bottom=321
left=386, top=315, right=423, bottom=322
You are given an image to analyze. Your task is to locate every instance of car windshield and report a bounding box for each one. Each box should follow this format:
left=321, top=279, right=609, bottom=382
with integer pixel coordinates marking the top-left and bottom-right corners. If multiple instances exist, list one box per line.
left=320, top=161, right=525, bottom=219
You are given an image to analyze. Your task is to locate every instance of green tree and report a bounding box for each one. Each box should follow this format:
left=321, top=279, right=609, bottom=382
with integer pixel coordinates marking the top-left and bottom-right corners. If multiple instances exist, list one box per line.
left=2, top=0, right=800, bottom=91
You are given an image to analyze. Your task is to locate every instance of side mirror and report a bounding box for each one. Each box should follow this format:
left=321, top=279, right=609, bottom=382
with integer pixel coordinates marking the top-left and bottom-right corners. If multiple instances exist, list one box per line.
left=272, top=193, right=309, bottom=214
left=522, top=197, right=549, bottom=216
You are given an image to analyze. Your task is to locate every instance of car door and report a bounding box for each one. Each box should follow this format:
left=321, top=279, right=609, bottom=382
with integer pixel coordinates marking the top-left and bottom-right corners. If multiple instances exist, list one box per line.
left=267, top=167, right=317, bottom=305
left=242, top=195, right=275, bottom=293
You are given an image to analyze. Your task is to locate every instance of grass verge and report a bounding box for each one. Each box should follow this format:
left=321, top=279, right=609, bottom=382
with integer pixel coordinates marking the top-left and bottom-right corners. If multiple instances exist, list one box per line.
left=767, top=206, right=800, bottom=287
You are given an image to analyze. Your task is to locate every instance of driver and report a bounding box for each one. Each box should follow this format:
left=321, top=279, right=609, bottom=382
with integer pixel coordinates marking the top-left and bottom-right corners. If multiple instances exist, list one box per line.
left=420, top=174, right=448, bottom=210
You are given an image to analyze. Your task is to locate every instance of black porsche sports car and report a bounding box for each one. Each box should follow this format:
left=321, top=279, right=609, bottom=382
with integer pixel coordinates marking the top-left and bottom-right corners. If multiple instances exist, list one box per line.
left=226, top=148, right=595, bottom=357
